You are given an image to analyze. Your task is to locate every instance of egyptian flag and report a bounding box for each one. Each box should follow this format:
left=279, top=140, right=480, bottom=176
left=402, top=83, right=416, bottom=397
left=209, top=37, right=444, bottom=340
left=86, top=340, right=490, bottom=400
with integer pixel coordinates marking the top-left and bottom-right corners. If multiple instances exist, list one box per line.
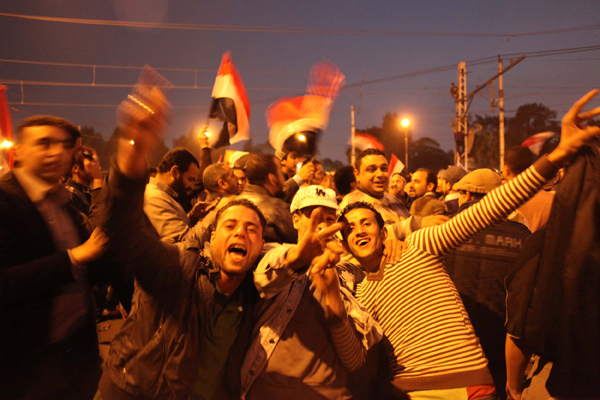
left=0, top=85, right=14, bottom=171
left=389, top=153, right=405, bottom=175
left=522, top=131, right=556, bottom=155
left=268, top=60, right=345, bottom=157
left=351, top=131, right=384, bottom=152
left=208, top=52, right=250, bottom=149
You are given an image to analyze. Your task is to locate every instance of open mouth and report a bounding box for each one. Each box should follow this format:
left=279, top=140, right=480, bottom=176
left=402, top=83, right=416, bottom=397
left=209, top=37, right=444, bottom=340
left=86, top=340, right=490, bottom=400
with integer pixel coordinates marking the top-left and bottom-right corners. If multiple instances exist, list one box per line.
left=356, top=238, right=371, bottom=247
left=228, top=244, right=248, bottom=262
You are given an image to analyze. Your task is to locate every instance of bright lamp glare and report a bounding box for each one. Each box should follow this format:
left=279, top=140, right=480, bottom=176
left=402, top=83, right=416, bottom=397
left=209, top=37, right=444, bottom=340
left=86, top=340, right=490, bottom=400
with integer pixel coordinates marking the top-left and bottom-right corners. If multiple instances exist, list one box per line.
left=130, top=140, right=135, bottom=145
left=298, top=134, right=306, bottom=142
left=401, top=119, right=410, bottom=127
left=1, top=140, right=13, bottom=148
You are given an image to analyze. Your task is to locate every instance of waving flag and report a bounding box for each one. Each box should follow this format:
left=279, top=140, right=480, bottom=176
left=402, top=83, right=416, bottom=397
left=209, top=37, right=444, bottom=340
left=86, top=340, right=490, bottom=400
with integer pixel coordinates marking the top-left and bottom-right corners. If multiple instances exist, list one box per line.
left=268, top=60, right=345, bottom=156
left=351, top=131, right=384, bottom=152
left=208, top=52, right=251, bottom=149
left=389, top=154, right=405, bottom=175
left=0, top=85, right=14, bottom=172
left=522, top=131, right=556, bottom=155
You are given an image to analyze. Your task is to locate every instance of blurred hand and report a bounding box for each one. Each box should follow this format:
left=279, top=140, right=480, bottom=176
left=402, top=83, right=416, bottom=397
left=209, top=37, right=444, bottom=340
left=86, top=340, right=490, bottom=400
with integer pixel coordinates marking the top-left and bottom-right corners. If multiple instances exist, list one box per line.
left=298, top=162, right=315, bottom=182
left=70, top=228, right=108, bottom=265
left=117, top=85, right=171, bottom=178
left=188, top=198, right=220, bottom=223
left=549, top=89, right=600, bottom=165
left=286, top=207, right=345, bottom=271
left=310, top=249, right=345, bottom=318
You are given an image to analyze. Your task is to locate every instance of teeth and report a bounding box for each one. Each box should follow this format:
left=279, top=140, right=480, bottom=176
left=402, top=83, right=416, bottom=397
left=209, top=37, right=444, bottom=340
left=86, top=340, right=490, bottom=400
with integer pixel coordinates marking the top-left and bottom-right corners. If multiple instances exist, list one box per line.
left=229, top=244, right=247, bottom=256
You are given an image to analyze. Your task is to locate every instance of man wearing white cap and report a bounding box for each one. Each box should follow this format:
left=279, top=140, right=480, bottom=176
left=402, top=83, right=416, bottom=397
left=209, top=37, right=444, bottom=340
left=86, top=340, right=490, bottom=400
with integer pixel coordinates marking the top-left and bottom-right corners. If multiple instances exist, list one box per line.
left=240, top=185, right=382, bottom=399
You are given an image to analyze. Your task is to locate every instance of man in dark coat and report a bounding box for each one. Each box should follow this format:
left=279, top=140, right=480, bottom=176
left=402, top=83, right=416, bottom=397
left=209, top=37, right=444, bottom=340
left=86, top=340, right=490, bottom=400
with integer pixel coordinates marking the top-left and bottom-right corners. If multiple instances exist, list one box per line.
left=0, top=115, right=107, bottom=399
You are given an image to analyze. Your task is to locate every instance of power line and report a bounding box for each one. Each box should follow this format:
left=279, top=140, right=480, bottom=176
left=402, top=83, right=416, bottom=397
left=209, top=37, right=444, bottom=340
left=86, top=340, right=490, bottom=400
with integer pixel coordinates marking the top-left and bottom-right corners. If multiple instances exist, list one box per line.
left=7, top=101, right=207, bottom=109
left=2, top=12, right=600, bottom=37
left=0, top=79, right=305, bottom=92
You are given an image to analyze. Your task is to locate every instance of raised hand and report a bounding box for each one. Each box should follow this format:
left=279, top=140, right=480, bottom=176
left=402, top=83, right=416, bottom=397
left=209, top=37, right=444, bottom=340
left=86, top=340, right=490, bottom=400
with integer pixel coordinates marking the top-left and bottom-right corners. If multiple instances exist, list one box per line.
left=548, top=89, right=600, bottom=165
left=310, top=249, right=345, bottom=318
left=117, top=84, right=171, bottom=179
left=286, top=207, right=345, bottom=271
left=298, top=162, right=315, bottom=182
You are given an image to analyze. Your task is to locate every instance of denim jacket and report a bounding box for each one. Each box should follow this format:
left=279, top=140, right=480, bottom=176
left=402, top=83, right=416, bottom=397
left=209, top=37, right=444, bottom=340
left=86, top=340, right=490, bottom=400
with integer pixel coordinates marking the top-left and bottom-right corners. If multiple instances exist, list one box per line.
left=240, top=243, right=383, bottom=398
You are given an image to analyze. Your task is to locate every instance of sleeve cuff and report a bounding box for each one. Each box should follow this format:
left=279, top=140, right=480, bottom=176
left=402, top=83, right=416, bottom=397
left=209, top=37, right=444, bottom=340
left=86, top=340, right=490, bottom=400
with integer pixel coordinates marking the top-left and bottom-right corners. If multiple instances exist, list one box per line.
left=532, top=155, right=561, bottom=181
left=292, top=174, right=304, bottom=186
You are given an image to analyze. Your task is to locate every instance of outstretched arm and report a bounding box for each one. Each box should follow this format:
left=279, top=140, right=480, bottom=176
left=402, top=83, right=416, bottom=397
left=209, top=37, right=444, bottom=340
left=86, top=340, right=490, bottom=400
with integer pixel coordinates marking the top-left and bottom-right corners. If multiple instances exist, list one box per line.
left=410, top=89, right=600, bottom=257
left=101, top=82, right=183, bottom=297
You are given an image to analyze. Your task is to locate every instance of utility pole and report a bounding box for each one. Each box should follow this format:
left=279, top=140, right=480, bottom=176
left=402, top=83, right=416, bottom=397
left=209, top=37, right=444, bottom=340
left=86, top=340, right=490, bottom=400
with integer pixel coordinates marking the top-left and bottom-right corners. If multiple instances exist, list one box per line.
left=351, top=105, right=356, bottom=165
left=405, top=128, right=409, bottom=172
left=452, top=55, right=525, bottom=170
left=456, top=62, right=467, bottom=168
left=498, top=56, right=505, bottom=171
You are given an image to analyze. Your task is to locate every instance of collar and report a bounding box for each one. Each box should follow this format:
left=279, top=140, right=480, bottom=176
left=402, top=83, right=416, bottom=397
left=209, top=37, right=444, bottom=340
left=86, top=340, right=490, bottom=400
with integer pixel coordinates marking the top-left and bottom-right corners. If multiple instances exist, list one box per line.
left=66, top=178, right=89, bottom=193
left=149, top=176, right=179, bottom=199
left=12, top=168, right=61, bottom=203
left=358, top=187, right=384, bottom=200
left=206, top=190, right=231, bottom=202
left=241, top=183, right=273, bottom=198
left=445, top=192, right=460, bottom=201
left=365, top=257, right=387, bottom=281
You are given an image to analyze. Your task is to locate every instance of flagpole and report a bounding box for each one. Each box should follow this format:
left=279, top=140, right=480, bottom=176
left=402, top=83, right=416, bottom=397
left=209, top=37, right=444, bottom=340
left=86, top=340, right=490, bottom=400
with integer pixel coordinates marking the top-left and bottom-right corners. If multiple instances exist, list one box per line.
left=351, top=105, right=356, bottom=165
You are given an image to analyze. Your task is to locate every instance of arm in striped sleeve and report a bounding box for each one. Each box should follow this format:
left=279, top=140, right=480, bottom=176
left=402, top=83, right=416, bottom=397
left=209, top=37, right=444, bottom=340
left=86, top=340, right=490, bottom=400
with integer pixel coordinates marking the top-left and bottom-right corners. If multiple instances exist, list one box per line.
left=327, top=284, right=383, bottom=372
left=410, top=156, right=559, bottom=257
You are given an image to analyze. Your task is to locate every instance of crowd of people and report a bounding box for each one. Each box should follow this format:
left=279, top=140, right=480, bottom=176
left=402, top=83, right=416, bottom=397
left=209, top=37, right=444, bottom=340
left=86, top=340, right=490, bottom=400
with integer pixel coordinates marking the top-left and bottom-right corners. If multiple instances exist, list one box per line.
left=0, top=83, right=599, bottom=400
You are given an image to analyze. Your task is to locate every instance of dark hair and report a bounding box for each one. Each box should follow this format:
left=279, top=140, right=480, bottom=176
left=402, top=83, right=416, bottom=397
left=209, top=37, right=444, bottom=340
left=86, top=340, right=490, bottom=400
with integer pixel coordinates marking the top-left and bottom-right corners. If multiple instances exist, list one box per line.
left=157, top=148, right=199, bottom=174
left=244, top=154, right=278, bottom=185
left=338, top=201, right=385, bottom=239
left=505, top=145, right=533, bottom=175
left=16, top=115, right=80, bottom=143
left=334, top=165, right=356, bottom=196
left=355, top=148, right=386, bottom=171
left=415, top=168, right=437, bottom=192
left=213, top=198, right=267, bottom=230
left=203, top=163, right=230, bottom=193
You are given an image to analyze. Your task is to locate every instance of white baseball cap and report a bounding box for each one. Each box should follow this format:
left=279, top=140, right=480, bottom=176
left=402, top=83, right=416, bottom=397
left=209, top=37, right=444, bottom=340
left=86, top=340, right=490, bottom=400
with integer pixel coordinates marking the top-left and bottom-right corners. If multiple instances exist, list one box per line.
left=290, top=185, right=339, bottom=214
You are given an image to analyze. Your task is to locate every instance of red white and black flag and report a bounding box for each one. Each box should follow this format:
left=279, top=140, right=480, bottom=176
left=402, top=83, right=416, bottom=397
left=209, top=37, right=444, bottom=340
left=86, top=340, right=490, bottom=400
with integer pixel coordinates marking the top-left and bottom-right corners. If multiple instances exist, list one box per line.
left=522, top=131, right=556, bottom=155
left=208, top=52, right=251, bottom=148
left=0, top=85, right=14, bottom=173
left=350, top=131, right=384, bottom=152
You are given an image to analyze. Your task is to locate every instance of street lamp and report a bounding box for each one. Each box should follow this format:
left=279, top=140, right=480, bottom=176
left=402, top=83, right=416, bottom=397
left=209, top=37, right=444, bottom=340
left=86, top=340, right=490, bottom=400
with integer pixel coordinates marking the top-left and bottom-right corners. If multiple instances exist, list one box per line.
left=399, top=118, right=410, bottom=172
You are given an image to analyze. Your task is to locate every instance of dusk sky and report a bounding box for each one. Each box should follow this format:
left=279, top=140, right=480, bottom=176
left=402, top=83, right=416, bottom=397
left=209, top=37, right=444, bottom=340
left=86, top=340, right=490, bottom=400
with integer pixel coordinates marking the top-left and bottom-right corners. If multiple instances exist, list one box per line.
left=1, top=0, right=598, bottom=162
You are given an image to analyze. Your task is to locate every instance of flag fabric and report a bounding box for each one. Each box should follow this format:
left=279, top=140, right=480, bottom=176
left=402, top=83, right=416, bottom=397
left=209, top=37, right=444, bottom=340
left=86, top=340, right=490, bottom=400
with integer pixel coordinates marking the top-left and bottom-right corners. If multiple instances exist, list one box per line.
left=522, top=131, right=556, bottom=155
left=268, top=60, right=344, bottom=155
left=389, top=154, right=405, bottom=175
left=208, top=52, right=251, bottom=149
left=0, top=85, right=14, bottom=171
left=223, top=150, right=249, bottom=168
left=351, top=131, right=384, bottom=152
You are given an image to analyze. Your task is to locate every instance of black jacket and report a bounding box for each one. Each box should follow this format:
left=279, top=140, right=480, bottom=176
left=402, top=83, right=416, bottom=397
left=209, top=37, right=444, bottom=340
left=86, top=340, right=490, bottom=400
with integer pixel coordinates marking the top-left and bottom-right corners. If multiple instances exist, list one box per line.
left=506, top=143, right=600, bottom=397
left=0, top=170, right=100, bottom=398
left=100, top=164, right=258, bottom=400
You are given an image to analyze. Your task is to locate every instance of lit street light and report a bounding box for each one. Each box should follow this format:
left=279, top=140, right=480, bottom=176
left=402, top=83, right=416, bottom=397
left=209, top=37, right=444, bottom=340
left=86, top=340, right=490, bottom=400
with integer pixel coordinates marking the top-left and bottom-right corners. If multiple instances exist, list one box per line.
left=399, top=118, right=410, bottom=172
left=1, top=140, right=13, bottom=148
